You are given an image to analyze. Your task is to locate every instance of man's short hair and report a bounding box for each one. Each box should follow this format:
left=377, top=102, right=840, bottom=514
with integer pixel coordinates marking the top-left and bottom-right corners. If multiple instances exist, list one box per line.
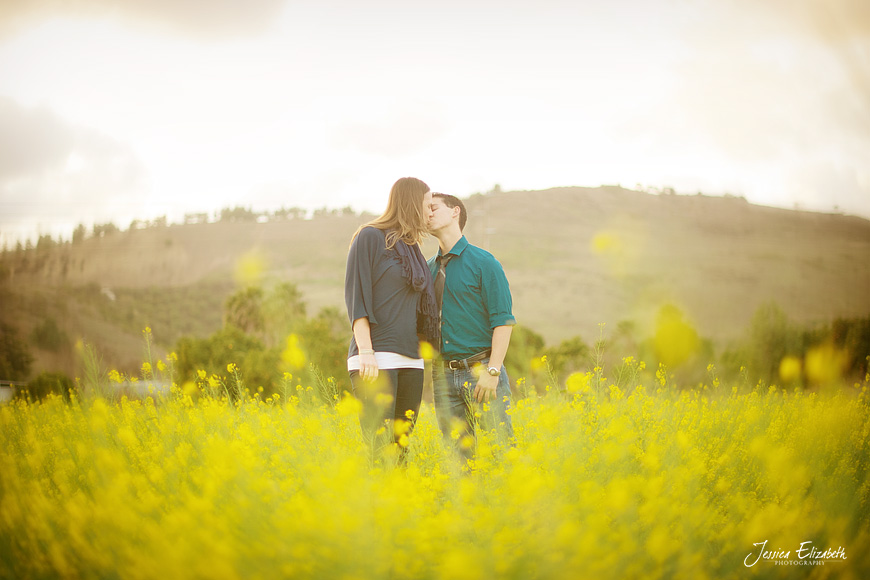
left=433, top=193, right=467, bottom=231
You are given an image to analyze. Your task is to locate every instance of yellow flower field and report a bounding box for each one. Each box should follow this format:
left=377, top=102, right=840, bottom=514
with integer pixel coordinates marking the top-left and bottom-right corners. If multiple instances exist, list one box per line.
left=1, top=372, right=868, bottom=579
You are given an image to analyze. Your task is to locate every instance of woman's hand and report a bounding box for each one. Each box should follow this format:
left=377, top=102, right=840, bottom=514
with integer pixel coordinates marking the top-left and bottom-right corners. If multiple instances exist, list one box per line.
left=352, top=318, right=378, bottom=381
left=359, top=351, right=379, bottom=381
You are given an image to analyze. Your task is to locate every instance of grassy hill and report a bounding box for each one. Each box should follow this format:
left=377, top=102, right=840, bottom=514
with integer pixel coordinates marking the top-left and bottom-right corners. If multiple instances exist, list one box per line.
left=3, top=186, right=870, bottom=379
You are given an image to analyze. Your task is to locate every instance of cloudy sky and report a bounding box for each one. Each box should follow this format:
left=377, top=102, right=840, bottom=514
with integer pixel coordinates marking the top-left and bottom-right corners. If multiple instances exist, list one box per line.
left=1, top=0, right=868, bottom=244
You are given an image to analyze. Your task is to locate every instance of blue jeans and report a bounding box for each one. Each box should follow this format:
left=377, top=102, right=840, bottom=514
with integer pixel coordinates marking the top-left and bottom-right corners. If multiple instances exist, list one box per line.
left=432, top=361, right=514, bottom=458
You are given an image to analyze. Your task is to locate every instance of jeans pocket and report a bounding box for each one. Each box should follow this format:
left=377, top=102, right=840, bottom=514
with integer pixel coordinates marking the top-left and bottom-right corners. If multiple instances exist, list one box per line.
left=452, top=370, right=471, bottom=399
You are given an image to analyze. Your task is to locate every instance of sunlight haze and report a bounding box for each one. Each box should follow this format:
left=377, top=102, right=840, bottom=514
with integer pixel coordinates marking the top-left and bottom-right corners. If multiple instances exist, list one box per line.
left=1, top=0, right=868, bottom=244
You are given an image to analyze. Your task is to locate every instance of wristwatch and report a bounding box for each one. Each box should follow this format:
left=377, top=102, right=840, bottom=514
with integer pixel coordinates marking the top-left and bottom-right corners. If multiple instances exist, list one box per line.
left=487, top=366, right=501, bottom=376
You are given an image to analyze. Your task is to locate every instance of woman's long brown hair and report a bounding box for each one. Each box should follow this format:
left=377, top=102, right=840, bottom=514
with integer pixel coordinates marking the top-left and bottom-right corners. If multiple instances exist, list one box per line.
left=351, top=177, right=430, bottom=249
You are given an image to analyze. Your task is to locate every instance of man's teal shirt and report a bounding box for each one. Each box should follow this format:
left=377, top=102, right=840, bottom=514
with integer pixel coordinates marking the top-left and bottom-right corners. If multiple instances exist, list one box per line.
left=428, top=236, right=516, bottom=359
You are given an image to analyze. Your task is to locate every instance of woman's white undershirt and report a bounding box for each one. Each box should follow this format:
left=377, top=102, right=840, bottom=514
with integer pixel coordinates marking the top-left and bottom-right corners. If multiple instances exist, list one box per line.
left=347, top=351, right=424, bottom=371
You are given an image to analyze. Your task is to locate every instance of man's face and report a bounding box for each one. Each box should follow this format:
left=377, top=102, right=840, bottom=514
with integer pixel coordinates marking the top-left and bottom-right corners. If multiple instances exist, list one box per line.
left=422, top=190, right=433, bottom=221
left=428, top=197, right=453, bottom=232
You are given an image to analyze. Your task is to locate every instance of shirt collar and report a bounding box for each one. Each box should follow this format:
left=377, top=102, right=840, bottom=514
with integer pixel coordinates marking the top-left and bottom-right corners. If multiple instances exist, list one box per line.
left=438, top=235, right=468, bottom=259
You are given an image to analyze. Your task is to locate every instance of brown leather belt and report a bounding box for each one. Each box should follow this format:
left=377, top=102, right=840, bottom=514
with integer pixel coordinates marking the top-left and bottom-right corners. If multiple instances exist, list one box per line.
left=444, top=349, right=492, bottom=370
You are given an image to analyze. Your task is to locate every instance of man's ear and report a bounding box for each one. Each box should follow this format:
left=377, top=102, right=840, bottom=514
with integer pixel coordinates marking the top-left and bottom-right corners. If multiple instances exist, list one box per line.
left=452, top=206, right=461, bottom=220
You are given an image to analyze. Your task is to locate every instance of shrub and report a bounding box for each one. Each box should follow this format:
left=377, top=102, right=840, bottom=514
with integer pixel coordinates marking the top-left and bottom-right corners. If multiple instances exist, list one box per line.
left=16, top=371, right=75, bottom=401
left=30, top=317, right=69, bottom=352
left=0, top=322, right=33, bottom=381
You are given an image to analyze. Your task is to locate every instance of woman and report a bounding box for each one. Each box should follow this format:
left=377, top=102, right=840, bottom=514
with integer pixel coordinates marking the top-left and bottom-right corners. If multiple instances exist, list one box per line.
left=344, top=177, right=438, bottom=457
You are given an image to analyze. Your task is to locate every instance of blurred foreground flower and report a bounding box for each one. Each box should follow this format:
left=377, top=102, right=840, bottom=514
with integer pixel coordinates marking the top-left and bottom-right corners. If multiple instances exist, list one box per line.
left=778, top=356, right=802, bottom=384
left=234, top=249, right=268, bottom=287
left=805, top=343, right=847, bottom=385
left=566, top=372, right=591, bottom=393
left=653, top=304, right=699, bottom=367
left=419, top=341, right=435, bottom=360
left=281, top=334, right=307, bottom=370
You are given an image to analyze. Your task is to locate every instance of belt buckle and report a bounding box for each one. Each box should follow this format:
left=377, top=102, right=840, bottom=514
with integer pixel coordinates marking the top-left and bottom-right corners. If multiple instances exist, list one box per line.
left=447, top=360, right=462, bottom=370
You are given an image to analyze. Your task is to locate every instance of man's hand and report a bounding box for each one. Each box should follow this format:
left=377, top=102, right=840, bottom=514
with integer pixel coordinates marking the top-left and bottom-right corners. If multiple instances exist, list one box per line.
left=473, top=370, right=499, bottom=403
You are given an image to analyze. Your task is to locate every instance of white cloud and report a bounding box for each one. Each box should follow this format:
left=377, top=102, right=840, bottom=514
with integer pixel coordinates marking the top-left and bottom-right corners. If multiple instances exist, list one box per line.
left=0, top=97, right=73, bottom=180
left=0, top=97, right=146, bottom=241
left=0, top=0, right=288, bottom=39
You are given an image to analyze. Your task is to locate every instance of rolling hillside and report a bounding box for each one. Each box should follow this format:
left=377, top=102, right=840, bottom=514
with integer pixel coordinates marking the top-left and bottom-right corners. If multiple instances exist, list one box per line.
left=3, top=186, right=870, bottom=377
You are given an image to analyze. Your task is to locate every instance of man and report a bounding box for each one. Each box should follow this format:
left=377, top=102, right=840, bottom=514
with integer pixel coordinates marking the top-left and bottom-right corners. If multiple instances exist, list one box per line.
left=427, top=193, right=516, bottom=457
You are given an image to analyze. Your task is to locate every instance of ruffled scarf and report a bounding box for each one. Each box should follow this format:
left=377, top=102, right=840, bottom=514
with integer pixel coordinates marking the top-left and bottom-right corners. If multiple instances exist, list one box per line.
left=392, top=235, right=440, bottom=348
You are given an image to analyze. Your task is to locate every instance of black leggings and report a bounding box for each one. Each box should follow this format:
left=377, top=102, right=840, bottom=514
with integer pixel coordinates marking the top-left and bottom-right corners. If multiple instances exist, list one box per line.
left=349, top=368, right=423, bottom=445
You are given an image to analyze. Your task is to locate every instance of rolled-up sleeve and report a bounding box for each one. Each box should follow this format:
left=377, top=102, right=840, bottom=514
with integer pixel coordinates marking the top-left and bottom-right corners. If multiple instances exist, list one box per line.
left=483, top=260, right=516, bottom=328
left=345, top=227, right=380, bottom=327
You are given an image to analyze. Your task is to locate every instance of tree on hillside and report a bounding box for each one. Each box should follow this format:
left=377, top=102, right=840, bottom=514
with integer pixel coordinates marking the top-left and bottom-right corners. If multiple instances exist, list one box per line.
left=721, top=302, right=801, bottom=386
left=313, top=207, right=338, bottom=218
left=13, top=241, right=28, bottom=271
left=30, top=317, right=69, bottom=352
left=220, top=206, right=258, bottom=222
left=36, top=234, right=57, bottom=252
left=830, top=316, right=870, bottom=379
left=174, top=282, right=352, bottom=396
left=175, top=325, right=280, bottom=397
left=183, top=213, right=209, bottom=225
left=296, top=306, right=347, bottom=389
left=272, top=207, right=305, bottom=220
left=224, top=287, right=265, bottom=335
left=543, top=336, right=592, bottom=383
left=504, top=325, right=546, bottom=390
left=261, top=282, right=307, bottom=347
left=72, top=224, right=87, bottom=244
left=746, top=302, right=801, bottom=383
left=0, top=322, right=34, bottom=381
left=93, top=222, right=119, bottom=238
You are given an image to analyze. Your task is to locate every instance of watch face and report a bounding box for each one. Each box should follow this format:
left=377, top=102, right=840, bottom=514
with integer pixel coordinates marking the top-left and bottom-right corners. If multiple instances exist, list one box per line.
left=488, top=367, right=500, bottom=376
